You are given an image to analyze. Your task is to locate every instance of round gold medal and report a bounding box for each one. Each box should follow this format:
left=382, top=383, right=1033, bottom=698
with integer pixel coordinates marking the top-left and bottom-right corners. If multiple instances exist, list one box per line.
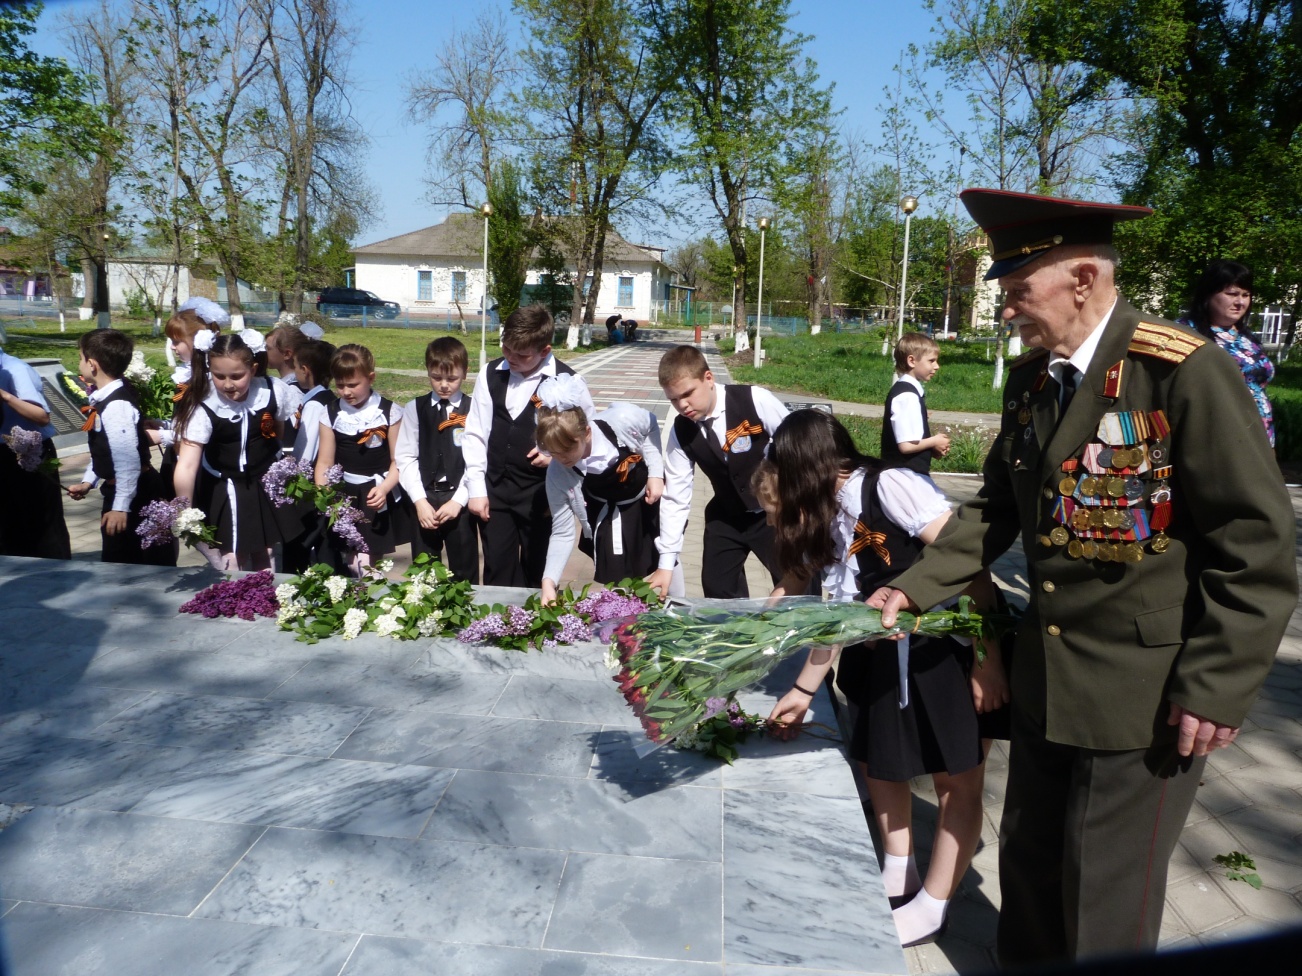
left=1150, top=532, right=1171, bottom=554
left=1106, top=477, right=1126, bottom=498
left=1096, top=544, right=1113, bottom=562
left=1102, top=510, right=1124, bottom=529
left=1124, top=543, right=1145, bottom=563
left=1080, top=477, right=1098, bottom=497
left=1081, top=540, right=1099, bottom=559
left=1038, top=534, right=1053, bottom=547
left=1059, top=476, right=1078, bottom=496
left=1067, top=539, right=1084, bottom=558
left=1050, top=526, right=1070, bottom=546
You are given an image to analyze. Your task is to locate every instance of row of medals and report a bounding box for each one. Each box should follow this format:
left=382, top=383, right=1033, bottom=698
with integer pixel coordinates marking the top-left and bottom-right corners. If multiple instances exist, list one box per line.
left=1037, top=443, right=1172, bottom=563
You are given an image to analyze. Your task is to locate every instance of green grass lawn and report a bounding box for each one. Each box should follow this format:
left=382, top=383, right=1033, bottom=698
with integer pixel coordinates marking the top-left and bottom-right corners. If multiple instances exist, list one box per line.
left=720, top=332, right=1008, bottom=413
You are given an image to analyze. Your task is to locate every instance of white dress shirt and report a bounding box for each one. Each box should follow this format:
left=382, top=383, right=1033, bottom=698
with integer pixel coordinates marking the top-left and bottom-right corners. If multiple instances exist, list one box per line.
left=80, top=379, right=142, bottom=513
left=396, top=391, right=470, bottom=505
left=291, top=385, right=331, bottom=463
left=1047, top=297, right=1117, bottom=392
left=888, top=373, right=927, bottom=443
left=543, top=403, right=664, bottom=584
left=461, top=353, right=567, bottom=499
left=655, top=383, right=790, bottom=571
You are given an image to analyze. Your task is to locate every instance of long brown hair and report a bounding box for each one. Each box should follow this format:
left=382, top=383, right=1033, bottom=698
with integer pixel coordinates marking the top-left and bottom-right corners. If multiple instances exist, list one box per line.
left=173, top=333, right=261, bottom=438
left=767, top=410, right=876, bottom=575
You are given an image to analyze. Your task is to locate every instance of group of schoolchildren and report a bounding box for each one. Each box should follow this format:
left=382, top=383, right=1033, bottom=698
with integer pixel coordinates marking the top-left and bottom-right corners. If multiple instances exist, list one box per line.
left=0, top=307, right=1003, bottom=950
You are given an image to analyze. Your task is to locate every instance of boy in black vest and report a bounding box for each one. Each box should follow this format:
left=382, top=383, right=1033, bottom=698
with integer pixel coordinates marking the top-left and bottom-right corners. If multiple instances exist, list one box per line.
left=648, top=345, right=788, bottom=599
left=881, top=332, right=951, bottom=473
left=68, top=329, right=176, bottom=565
left=281, top=337, right=337, bottom=573
left=396, top=336, right=479, bottom=583
left=463, top=305, right=579, bottom=586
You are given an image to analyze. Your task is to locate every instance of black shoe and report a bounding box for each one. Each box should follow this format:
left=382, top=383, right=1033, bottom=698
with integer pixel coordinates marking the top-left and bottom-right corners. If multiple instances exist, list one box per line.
left=900, top=917, right=948, bottom=949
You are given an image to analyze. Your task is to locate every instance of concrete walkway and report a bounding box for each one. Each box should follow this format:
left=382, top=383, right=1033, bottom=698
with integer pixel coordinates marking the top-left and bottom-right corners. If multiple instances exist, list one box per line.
left=52, top=337, right=1302, bottom=971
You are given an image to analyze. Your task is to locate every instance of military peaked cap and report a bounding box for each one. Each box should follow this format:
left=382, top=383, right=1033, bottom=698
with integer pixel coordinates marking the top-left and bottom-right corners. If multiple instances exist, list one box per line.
left=961, top=188, right=1152, bottom=280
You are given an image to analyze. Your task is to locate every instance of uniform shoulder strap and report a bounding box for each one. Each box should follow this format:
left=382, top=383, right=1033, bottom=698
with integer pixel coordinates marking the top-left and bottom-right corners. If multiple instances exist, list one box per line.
left=1129, top=321, right=1207, bottom=365
left=1009, top=347, right=1049, bottom=371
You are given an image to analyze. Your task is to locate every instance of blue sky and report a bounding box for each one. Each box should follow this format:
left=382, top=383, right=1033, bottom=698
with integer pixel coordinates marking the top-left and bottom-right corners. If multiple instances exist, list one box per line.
left=33, top=0, right=946, bottom=248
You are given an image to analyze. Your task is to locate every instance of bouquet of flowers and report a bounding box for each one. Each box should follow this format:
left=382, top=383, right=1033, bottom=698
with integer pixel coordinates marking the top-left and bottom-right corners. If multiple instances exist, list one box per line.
left=3, top=428, right=57, bottom=474
left=59, top=371, right=89, bottom=407
left=180, top=570, right=278, bottom=620
left=275, top=554, right=477, bottom=643
left=457, top=579, right=660, bottom=652
left=136, top=496, right=218, bottom=549
left=124, top=351, right=176, bottom=421
left=607, top=596, right=989, bottom=753
left=262, top=457, right=369, bottom=554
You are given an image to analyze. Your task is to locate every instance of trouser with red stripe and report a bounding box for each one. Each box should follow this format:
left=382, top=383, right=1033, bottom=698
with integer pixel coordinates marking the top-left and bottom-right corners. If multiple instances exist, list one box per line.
left=997, top=702, right=1205, bottom=966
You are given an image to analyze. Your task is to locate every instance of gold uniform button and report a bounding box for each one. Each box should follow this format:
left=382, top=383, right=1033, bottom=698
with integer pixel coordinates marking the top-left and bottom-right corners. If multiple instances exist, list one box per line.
left=1042, top=581, right=1056, bottom=593
left=1046, top=624, right=1062, bottom=637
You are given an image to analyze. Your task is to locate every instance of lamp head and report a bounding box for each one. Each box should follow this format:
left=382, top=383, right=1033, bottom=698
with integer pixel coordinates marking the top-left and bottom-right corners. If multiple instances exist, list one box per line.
left=758, top=217, right=770, bottom=231
left=481, top=202, right=493, bottom=217
left=900, top=196, right=918, bottom=215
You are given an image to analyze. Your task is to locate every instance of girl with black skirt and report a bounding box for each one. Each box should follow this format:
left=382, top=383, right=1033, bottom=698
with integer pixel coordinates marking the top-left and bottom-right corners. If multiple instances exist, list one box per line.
left=314, top=343, right=406, bottom=576
left=534, top=373, right=666, bottom=605
left=758, top=410, right=1008, bottom=949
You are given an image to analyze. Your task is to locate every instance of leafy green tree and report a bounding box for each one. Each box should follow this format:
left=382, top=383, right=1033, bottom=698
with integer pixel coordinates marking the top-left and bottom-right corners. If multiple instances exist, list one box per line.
left=486, top=157, right=533, bottom=319
left=1027, top=0, right=1302, bottom=317
left=653, top=0, right=834, bottom=349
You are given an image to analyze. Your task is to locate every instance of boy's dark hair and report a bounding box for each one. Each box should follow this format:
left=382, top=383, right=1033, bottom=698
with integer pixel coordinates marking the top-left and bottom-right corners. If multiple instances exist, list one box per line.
left=425, top=336, right=469, bottom=373
left=267, top=324, right=309, bottom=362
left=297, top=339, right=337, bottom=387
left=331, top=343, right=376, bottom=381
left=501, top=305, right=554, bottom=353
left=657, top=344, right=710, bottom=386
left=79, top=329, right=134, bottom=377
left=893, top=332, right=939, bottom=372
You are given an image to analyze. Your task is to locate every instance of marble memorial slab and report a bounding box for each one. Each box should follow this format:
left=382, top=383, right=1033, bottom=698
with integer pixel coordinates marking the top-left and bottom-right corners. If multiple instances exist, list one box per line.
left=0, top=555, right=908, bottom=976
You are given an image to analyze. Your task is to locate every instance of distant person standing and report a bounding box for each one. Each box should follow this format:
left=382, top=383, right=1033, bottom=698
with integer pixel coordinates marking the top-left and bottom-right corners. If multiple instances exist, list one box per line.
left=881, top=332, right=951, bottom=473
left=1179, top=259, right=1276, bottom=446
left=0, top=342, right=71, bottom=559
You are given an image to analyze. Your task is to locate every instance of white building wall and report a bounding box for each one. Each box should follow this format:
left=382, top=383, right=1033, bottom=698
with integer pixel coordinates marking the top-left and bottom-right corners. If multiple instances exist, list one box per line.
left=104, top=261, right=200, bottom=308
left=356, top=256, right=488, bottom=312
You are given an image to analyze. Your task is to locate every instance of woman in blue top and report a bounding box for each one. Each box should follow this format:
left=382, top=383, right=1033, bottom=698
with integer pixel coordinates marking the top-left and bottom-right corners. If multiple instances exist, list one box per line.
left=1179, top=260, right=1276, bottom=447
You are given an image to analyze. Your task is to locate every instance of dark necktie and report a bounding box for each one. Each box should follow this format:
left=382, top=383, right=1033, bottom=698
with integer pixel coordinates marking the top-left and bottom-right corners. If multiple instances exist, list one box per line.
left=433, top=398, right=450, bottom=482
left=700, top=415, right=726, bottom=462
left=1059, top=364, right=1080, bottom=413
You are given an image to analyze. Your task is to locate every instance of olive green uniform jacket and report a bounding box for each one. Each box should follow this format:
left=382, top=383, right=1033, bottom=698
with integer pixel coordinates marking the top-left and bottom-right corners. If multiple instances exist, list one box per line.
left=891, top=299, right=1297, bottom=750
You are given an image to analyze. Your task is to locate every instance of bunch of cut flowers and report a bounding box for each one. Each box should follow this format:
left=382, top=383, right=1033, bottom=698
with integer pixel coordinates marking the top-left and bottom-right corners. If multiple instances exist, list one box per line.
left=671, top=695, right=772, bottom=764
left=262, top=457, right=369, bottom=553
left=275, top=553, right=477, bottom=643
left=606, top=595, right=991, bottom=754
left=136, top=496, right=218, bottom=549
left=59, top=370, right=89, bottom=407
left=124, top=350, right=176, bottom=421
left=179, top=569, right=278, bottom=620
left=3, top=428, right=58, bottom=474
left=457, top=578, right=660, bottom=652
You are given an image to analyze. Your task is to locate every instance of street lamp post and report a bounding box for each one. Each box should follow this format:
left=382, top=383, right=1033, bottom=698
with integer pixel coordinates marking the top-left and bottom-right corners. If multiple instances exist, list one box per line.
left=480, top=202, right=492, bottom=374
left=883, top=194, right=919, bottom=355
left=753, top=216, right=770, bottom=369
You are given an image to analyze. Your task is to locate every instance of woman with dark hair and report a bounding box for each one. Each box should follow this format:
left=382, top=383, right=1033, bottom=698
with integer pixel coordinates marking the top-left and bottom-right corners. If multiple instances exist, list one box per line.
left=1179, top=259, right=1276, bottom=446
left=757, top=409, right=1007, bottom=948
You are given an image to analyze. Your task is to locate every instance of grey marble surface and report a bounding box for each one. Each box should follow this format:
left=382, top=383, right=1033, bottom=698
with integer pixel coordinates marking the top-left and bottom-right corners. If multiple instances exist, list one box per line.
left=0, top=554, right=907, bottom=976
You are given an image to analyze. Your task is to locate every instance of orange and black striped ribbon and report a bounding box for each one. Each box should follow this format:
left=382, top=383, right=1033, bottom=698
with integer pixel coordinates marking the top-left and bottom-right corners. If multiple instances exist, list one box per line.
left=615, top=453, right=643, bottom=482
left=171, top=382, right=188, bottom=403
left=723, top=419, right=764, bottom=453
left=260, top=413, right=277, bottom=439
left=847, top=520, right=891, bottom=565
left=437, top=413, right=466, bottom=431
left=80, top=404, right=98, bottom=432
left=356, top=426, right=389, bottom=445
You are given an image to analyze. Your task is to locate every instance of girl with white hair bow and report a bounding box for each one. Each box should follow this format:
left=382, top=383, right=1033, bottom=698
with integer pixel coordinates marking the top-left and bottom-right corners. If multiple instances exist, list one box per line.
left=534, top=373, right=680, bottom=603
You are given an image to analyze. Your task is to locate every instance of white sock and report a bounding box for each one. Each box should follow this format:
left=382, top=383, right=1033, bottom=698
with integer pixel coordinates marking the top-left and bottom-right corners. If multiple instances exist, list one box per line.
left=892, top=887, right=948, bottom=946
left=880, top=853, right=921, bottom=899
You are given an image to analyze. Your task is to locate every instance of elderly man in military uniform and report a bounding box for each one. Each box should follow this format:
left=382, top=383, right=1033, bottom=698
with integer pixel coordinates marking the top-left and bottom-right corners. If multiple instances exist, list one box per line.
left=871, top=189, right=1297, bottom=964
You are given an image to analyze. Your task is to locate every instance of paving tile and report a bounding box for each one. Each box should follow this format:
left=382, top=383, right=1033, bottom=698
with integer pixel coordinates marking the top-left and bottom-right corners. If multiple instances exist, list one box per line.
left=87, top=692, right=371, bottom=758
left=130, top=752, right=454, bottom=838
left=334, top=709, right=600, bottom=777
left=0, top=736, right=201, bottom=812
left=1221, top=806, right=1302, bottom=866
left=1191, top=775, right=1254, bottom=818
left=1196, top=914, right=1285, bottom=945
left=341, top=937, right=722, bottom=975
left=944, top=895, right=999, bottom=948
left=423, top=767, right=721, bottom=860
left=1202, top=741, right=1260, bottom=778
left=1178, top=819, right=1251, bottom=873
left=722, top=789, right=904, bottom=974
left=1215, top=872, right=1302, bottom=923
left=1, top=902, right=356, bottom=976
left=76, top=644, right=312, bottom=698
left=0, top=806, right=262, bottom=913
left=1235, top=729, right=1302, bottom=767
left=1166, top=878, right=1242, bottom=932
left=195, top=827, right=566, bottom=946
left=1, top=899, right=17, bottom=918
left=267, top=658, right=510, bottom=713
left=1167, top=840, right=1207, bottom=886
left=0, top=685, right=151, bottom=737
left=589, top=728, right=724, bottom=789
left=492, top=674, right=640, bottom=726
left=544, top=852, right=722, bottom=960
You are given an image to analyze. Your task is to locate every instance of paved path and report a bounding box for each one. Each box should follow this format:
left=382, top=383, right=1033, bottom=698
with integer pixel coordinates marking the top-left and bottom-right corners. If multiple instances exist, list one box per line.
left=53, top=337, right=1302, bottom=971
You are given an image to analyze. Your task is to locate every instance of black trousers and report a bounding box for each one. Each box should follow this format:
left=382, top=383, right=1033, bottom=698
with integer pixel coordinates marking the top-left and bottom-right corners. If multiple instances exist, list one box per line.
left=412, top=487, right=480, bottom=584
left=0, top=439, right=70, bottom=560
left=100, top=472, right=176, bottom=567
left=997, top=702, right=1205, bottom=966
left=480, top=477, right=552, bottom=587
left=700, top=501, right=781, bottom=599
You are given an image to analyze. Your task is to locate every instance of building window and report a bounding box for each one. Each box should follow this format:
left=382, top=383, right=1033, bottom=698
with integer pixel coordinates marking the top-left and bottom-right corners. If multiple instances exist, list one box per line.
left=618, top=276, right=633, bottom=306
left=417, top=270, right=432, bottom=302
left=451, top=270, right=467, bottom=303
